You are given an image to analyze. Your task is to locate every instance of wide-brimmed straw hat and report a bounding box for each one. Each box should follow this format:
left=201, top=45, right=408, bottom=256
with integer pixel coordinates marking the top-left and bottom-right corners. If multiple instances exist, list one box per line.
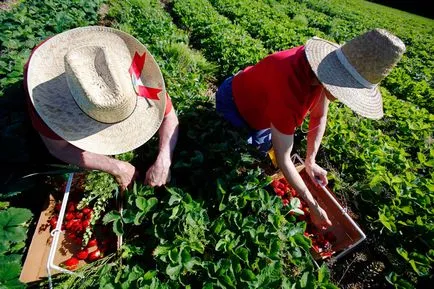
left=305, top=28, right=405, bottom=119
left=26, top=26, right=166, bottom=155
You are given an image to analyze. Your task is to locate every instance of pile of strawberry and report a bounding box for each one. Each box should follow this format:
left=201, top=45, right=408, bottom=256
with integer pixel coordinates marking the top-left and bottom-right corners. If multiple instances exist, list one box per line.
left=271, top=177, right=336, bottom=259
left=48, top=200, right=114, bottom=270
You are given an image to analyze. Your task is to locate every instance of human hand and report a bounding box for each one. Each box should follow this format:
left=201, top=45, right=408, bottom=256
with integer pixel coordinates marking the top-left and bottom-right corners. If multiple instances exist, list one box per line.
left=145, top=155, right=171, bottom=187
left=305, top=162, right=328, bottom=187
left=309, top=204, right=332, bottom=230
left=113, top=161, right=138, bottom=192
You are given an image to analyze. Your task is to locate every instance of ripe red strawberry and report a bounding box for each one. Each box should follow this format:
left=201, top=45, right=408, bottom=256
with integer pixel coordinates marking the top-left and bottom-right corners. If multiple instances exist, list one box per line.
left=82, top=220, right=90, bottom=228
left=65, top=212, right=74, bottom=221
left=82, top=207, right=92, bottom=215
left=75, top=212, right=84, bottom=219
left=54, top=202, right=62, bottom=213
left=75, top=249, right=89, bottom=260
left=62, top=257, right=79, bottom=270
left=67, top=202, right=76, bottom=212
left=87, top=238, right=98, bottom=248
left=65, top=220, right=75, bottom=230
left=87, top=249, right=102, bottom=262
left=70, top=220, right=83, bottom=232
left=49, top=216, right=58, bottom=229
left=275, top=188, right=285, bottom=197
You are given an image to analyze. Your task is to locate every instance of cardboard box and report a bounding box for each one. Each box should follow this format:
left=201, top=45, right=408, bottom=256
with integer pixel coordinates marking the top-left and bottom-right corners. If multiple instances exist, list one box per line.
left=20, top=194, right=84, bottom=283
left=20, top=173, right=120, bottom=284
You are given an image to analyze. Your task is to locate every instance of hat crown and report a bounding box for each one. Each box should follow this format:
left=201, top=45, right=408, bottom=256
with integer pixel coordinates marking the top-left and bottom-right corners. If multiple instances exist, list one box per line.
left=64, top=45, right=136, bottom=123
left=340, top=28, right=406, bottom=84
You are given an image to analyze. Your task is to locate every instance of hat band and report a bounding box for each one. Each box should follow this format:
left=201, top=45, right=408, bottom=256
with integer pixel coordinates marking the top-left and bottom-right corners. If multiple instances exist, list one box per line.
left=335, top=48, right=376, bottom=89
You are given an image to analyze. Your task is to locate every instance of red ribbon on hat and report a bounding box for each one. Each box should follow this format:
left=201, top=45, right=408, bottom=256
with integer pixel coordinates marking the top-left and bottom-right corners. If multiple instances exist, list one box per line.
left=129, top=52, right=161, bottom=100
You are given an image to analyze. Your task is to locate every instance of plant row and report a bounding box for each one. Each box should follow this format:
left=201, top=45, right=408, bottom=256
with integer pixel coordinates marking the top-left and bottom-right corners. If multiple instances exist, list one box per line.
left=168, top=0, right=433, bottom=287
left=0, top=0, right=104, bottom=287
left=273, top=0, right=434, bottom=113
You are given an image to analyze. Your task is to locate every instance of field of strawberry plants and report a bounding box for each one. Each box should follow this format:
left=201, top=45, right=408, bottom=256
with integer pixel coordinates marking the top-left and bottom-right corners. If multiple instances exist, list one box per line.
left=1, top=0, right=433, bottom=288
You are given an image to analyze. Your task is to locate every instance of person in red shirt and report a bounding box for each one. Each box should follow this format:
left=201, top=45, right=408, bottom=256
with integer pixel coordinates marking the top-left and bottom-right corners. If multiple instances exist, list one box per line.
left=216, top=28, right=405, bottom=229
left=25, top=27, right=179, bottom=191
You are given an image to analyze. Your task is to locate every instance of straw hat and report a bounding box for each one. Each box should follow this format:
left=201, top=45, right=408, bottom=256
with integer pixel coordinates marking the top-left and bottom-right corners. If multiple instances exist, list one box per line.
left=26, top=26, right=166, bottom=155
left=305, top=28, right=405, bottom=119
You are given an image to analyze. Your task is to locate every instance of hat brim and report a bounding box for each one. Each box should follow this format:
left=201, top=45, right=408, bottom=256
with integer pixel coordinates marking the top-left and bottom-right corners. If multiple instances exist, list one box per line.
left=305, top=37, right=383, bottom=119
left=27, top=26, right=166, bottom=155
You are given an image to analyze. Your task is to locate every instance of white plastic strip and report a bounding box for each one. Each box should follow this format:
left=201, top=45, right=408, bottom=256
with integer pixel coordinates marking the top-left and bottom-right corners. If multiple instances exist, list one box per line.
left=335, top=48, right=377, bottom=89
left=47, top=173, right=83, bottom=289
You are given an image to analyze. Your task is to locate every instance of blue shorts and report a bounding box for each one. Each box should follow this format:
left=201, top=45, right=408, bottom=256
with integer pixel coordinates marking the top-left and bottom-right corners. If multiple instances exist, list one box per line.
left=216, top=76, right=272, bottom=155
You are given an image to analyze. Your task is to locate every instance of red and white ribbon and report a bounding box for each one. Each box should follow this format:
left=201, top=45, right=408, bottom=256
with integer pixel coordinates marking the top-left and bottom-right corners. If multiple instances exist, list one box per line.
left=129, top=52, right=161, bottom=100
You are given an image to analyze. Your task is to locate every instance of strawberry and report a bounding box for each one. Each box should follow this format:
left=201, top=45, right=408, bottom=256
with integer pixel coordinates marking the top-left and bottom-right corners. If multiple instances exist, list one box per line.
left=82, top=219, right=90, bottom=228
left=277, top=182, right=285, bottom=190
left=49, top=216, right=58, bottom=229
left=75, top=249, right=89, bottom=260
left=87, top=249, right=102, bottom=262
left=54, top=202, right=62, bottom=213
left=62, top=257, right=79, bottom=270
left=86, top=238, right=98, bottom=248
left=67, top=232, right=77, bottom=240
left=67, top=202, right=76, bottom=212
left=275, top=188, right=285, bottom=197
left=70, top=220, right=83, bottom=232
left=82, top=207, right=92, bottom=215
left=65, top=212, right=74, bottom=221
left=282, top=198, right=289, bottom=206
left=75, top=212, right=84, bottom=219
left=65, top=220, right=75, bottom=230
left=271, top=180, right=279, bottom=189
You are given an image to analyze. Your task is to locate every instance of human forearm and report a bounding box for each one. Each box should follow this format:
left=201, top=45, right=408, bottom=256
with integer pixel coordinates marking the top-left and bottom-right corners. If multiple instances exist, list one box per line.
left=40, top=135, right=136, bottom=190
left=271, top=125, right=318, bottom=208
left=276, top=153, right=319, bottom=208
left=271, top=125, right=331, bottom=229
left=156, top=109, right=179, bottom=162
left=145, top=109, right=179, bottom=186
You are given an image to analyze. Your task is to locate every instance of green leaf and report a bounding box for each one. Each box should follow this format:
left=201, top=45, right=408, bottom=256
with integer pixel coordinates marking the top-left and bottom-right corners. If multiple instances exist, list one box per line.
left=121, top=209, right=136, bottom=224
left=0, top=259, right=23, bottom=289
left=143, top=270, right=157, bottom=280
left=235, top=247, right=249, bottom=264
left=184, top=257, right=202, bottom=271
left=240, top=269, right=255, bottom=282
left=378, top=212, right=395, bottom=232
left=113, top=219, right=124, bottom=236
left=166, top=264, right=182, bottom=280
left=102, top=210, right=121, bottom=224
left=0, top=207, right=32, bottom=227
left=318, top=263, right=330, bottom=283
left=152, top=245, right=170, bottom=258
left=135, top=197, right=147, bottom=211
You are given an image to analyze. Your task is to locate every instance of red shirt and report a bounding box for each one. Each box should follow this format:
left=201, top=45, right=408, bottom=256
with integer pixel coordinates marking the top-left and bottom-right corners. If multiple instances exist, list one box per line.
left=24, top=40, right=173, bottom=140
left=232, top=46, right=322, bottom=135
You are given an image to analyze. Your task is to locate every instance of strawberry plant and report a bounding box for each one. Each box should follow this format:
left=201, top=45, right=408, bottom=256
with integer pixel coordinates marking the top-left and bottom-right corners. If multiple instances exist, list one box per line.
left=171, top=0, right=268, bottom=80
left=0, top=206, right=33, bottom=289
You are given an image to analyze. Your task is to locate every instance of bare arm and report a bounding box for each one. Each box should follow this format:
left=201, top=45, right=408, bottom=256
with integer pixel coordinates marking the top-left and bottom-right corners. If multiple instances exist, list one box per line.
left=40, top=135, right=136, bottom=191
left=145, top=108, right=179, bottom=186
left=305, top=91, right=329, bottom=186
left=271, top=124, right=332, bottom=229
